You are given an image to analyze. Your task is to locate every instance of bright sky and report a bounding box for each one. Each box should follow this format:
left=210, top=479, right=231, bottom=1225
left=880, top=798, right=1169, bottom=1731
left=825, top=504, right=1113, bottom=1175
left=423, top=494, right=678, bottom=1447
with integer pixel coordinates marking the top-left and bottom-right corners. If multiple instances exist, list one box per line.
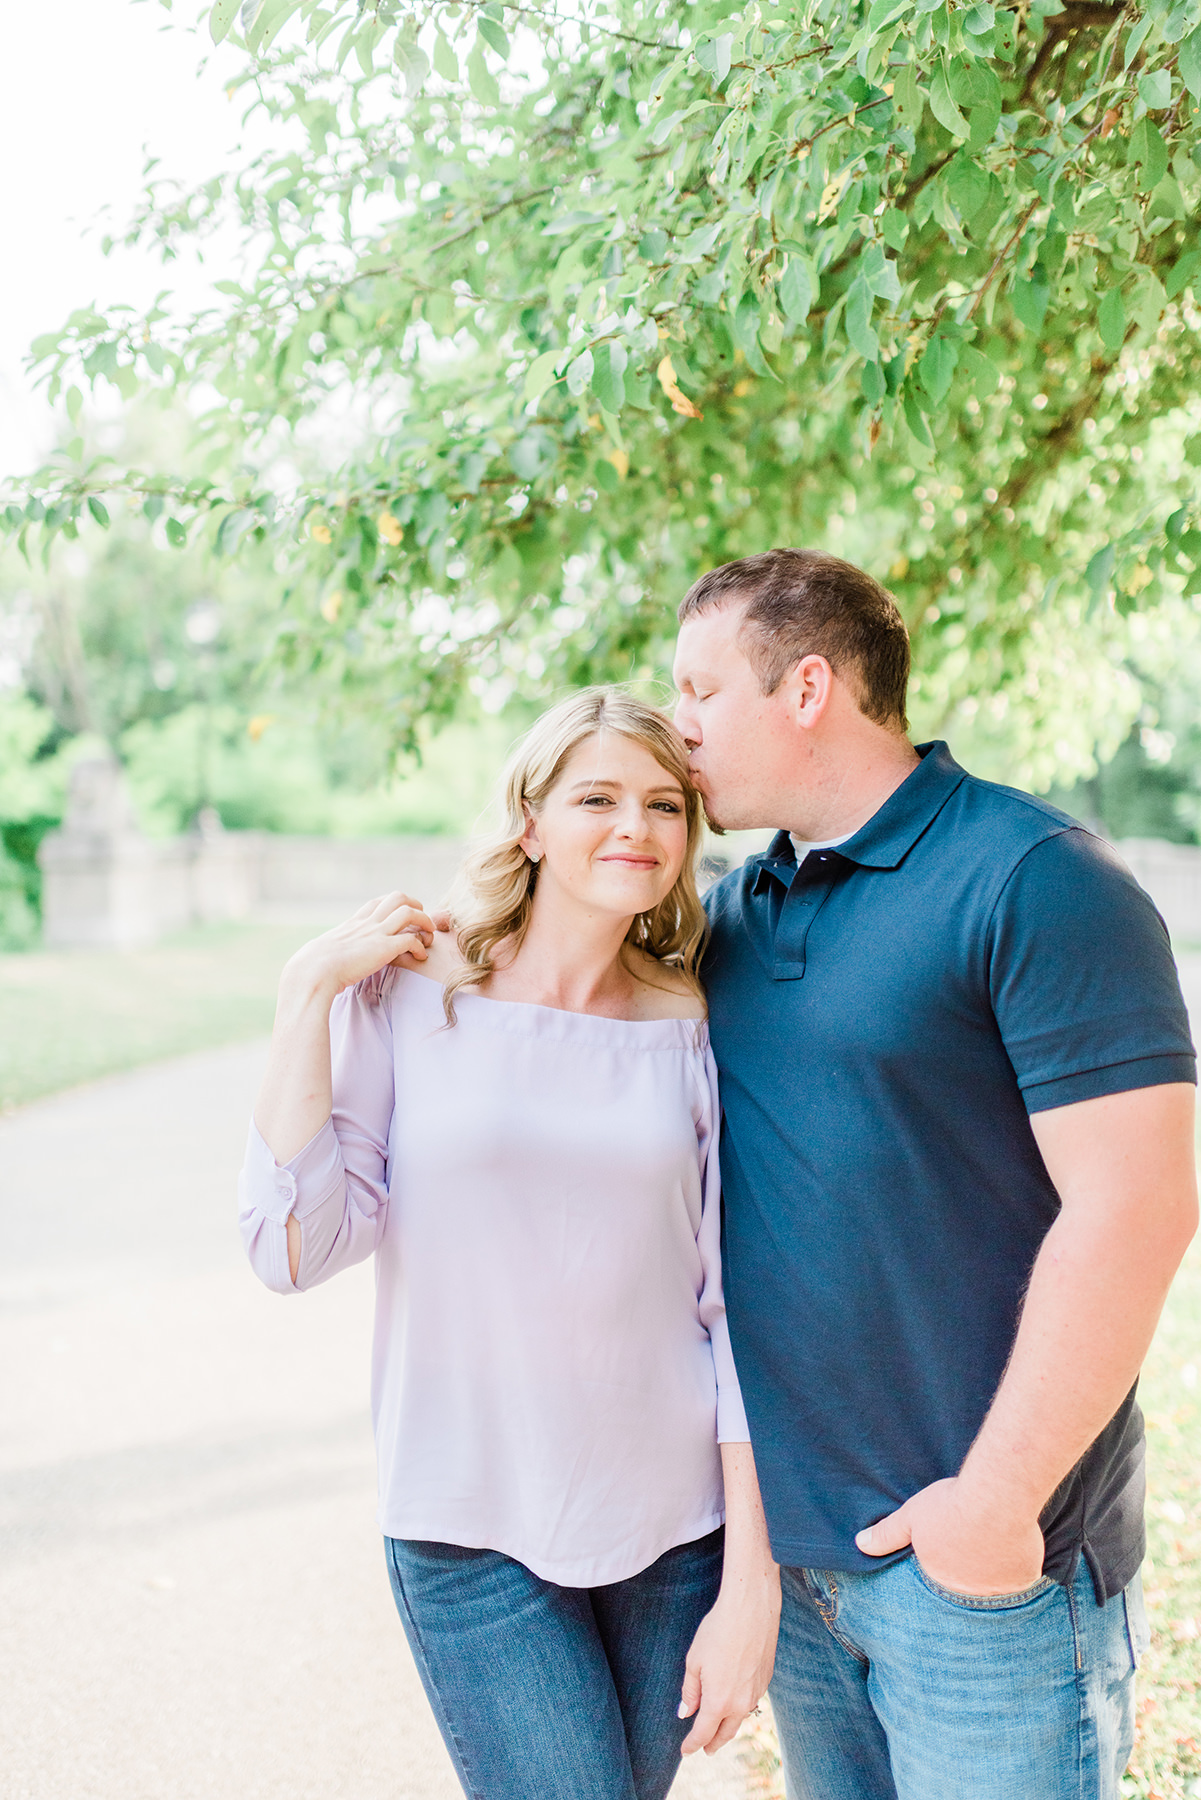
left=0, top=0, right=259, bottom=477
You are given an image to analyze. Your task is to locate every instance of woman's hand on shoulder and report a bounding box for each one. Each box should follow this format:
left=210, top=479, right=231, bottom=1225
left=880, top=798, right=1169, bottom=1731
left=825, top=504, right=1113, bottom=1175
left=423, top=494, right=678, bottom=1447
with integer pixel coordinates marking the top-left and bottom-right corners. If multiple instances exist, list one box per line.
left=282, top=892, right=435, bottom=1003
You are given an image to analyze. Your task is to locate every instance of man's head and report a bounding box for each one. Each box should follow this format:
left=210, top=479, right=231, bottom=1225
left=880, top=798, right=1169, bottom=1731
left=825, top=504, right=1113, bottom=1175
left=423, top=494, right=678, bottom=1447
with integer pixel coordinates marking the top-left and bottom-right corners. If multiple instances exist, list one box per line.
left=672, top=548, right=912, bottom=835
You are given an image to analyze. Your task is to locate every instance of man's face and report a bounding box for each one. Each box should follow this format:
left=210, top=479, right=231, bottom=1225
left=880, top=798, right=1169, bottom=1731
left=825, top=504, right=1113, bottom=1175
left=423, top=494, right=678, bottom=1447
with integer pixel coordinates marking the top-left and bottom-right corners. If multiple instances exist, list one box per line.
left=673, top=604, right=806, bottom=831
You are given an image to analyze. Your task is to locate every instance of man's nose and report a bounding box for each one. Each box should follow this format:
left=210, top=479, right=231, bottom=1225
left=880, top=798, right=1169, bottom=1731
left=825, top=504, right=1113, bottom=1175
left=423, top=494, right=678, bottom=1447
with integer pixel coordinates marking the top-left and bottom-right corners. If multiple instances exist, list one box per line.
left=673, top=699, right=700, bottom=748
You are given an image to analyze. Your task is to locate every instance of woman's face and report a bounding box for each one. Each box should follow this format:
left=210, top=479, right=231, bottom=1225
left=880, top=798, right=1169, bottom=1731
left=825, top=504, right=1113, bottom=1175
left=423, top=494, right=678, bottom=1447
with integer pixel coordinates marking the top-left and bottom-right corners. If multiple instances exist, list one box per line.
left=522, top=731, right=690, bottom=922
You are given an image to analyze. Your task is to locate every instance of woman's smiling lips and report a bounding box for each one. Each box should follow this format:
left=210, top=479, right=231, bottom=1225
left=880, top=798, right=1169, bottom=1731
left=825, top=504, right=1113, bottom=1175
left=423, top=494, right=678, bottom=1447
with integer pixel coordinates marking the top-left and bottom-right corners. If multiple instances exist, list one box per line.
left=598, top=853, right=660, bottom=867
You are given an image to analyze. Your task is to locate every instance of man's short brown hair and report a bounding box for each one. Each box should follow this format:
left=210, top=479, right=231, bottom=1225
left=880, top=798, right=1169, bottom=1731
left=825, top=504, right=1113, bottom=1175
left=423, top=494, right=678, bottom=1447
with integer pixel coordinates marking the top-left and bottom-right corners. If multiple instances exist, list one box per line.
left=677, top=548, right=910, bottom=730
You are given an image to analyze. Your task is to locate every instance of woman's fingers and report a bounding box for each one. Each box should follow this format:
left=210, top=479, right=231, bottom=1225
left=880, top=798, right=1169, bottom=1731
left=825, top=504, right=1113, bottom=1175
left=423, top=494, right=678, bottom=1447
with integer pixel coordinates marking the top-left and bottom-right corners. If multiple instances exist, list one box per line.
left=385, top=930, right=430, bottom=964
left=382, top=901, right=435, bottom=945
left=677, top=1663, right=701, bottom=1723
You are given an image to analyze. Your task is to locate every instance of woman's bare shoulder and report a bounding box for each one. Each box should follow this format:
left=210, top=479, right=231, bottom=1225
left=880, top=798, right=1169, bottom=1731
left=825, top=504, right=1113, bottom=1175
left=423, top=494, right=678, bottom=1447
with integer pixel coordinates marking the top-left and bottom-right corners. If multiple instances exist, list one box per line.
left=392, top=924, right=462, bottom=985
left=625, top=948, right=707, bottom=1021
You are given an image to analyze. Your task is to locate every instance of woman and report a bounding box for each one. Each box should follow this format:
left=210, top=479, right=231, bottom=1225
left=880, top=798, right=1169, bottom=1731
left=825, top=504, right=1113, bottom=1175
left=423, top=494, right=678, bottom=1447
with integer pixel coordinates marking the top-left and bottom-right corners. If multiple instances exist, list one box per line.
left=239, top=688, right=780, bottom=1800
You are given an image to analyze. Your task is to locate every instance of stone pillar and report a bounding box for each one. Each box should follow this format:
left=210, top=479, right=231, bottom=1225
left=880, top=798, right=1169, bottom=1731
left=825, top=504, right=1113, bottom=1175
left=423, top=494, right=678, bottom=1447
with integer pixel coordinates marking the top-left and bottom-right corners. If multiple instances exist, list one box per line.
left=38, top=758, right=166, bottom=950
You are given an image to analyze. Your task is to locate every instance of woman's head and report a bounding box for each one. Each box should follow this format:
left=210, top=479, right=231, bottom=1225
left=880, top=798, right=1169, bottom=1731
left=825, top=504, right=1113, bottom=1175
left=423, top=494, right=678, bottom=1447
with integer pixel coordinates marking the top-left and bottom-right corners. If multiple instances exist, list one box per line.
left=445, top=689, right=707, bottom=1018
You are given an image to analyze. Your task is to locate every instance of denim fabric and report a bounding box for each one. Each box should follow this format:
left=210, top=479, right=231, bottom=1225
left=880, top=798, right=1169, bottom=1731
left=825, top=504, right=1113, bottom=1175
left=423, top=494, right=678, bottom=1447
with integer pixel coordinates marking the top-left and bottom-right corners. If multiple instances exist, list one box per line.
left=771, top=1556, right=1149, bottom=1800
left=385, top=1529, right=725, bottom=1800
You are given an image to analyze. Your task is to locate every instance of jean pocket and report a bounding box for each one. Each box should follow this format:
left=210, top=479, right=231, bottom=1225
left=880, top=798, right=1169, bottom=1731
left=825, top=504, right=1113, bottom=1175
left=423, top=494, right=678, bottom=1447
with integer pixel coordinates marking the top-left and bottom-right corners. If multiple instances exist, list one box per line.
left=910, top=1557, right=1058, bottom=1611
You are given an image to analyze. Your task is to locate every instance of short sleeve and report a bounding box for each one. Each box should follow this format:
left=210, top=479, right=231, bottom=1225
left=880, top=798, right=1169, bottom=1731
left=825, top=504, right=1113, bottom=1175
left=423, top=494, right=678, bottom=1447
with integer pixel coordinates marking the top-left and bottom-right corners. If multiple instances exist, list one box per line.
left=987, top=827, right=1196, bottom=1114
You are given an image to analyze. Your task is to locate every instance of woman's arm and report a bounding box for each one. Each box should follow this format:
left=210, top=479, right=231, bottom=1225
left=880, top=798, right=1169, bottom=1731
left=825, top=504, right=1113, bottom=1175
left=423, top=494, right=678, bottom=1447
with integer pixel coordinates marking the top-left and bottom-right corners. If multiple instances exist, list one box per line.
left=679, top=1440, right=781, bottom=1756
left=244, top=892, right=433, bottom=1288
left=256, top=891, right=433, bottom=1163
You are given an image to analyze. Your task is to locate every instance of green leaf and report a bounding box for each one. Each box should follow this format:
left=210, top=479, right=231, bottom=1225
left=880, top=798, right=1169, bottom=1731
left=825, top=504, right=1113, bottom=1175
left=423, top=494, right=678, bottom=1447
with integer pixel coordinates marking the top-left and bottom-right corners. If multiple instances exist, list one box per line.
left=949, top=61, right=1000, bottom=111
left=1148, top=176, right=1186, bottom=222
left=1013, top=264, right=1051, bottom=333
left=524, top=349, right=561, bottom=403
left=591, top=342, right=628, bottom=414
left=209, top=0, right=239, bottom=45
left=1166, top=249, right=1201, bottom=300
left=929, top=66, right=969, bottom=139
left=1139, top=68, right=1172, bottom=110
left=86, top=496, right=110, bottom=529
left=395, top=39, right=430, bottom=98
left=919, top=333, right=959, bottom=405
left=957, top=344, right=1000, bottom=398
left=732, top=292, right=775, bottom=378
left=947, top=155, right=990, bottom=223
left=676, top=221, right=723, bottom=263
left=566, top=349, right=594, bottom=397
left=881, top=209, right=908, bottom=251
left=861, top=242, right=902, bottom=304
left=1086, top=544, right=1115, bottom=613
left=1180, top=30, right=1201, bottom=101
left=845, top=279, right=879, bottom=362
left=1098, top=287, right=1126, bottom=353
left=1128, top=118, right=1169, bottom=190
left=779, top=258, right=814, bottom=322
left=433, top=31, right=458, bottom=81
left=890, top=63, right=924, bottom=133
left=509, top=433, right=548, bottom=482
left=903, top=388, right=935, bottom=448
left=477, top=14, right=509, bottom=58
left=639, top=229, right=669, bottom=263
left=468, top=42, right=500, bottom=105
left=165, top=517, right=188, bottom=548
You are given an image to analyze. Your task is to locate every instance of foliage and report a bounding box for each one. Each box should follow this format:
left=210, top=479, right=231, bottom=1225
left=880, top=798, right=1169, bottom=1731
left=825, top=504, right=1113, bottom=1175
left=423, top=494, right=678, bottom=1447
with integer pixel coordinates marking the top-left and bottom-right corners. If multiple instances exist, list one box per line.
left=0, top=692, right=73, bottom=949
left=120, top=702, right=524, bottom=834
left=5, top=0, right=1201, bottom=782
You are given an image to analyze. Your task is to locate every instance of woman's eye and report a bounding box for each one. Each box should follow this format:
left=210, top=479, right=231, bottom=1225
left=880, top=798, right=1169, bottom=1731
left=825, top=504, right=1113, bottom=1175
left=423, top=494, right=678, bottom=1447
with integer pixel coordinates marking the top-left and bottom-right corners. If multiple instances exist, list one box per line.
left=651, top=801, right=682, bottom=814
left=581, top=794, right=613, bottom=806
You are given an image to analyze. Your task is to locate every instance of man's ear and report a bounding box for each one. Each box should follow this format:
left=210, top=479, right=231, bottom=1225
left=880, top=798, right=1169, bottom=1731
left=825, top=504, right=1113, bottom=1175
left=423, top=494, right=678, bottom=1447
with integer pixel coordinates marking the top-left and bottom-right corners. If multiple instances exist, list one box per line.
left=781, top=653, right=836, bottom=732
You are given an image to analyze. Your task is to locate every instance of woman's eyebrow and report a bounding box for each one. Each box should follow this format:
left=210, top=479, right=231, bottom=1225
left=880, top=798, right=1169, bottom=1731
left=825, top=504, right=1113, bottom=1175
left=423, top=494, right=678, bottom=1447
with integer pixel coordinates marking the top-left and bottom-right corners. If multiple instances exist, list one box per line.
left=565, top=778, right=684, bottom=795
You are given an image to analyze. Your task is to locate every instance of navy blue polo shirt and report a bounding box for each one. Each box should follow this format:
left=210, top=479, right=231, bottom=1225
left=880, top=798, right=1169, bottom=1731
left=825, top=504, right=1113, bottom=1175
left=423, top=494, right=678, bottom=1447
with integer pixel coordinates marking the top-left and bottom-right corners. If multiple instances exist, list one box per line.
left=703, top=742, right=1195, bottom=1601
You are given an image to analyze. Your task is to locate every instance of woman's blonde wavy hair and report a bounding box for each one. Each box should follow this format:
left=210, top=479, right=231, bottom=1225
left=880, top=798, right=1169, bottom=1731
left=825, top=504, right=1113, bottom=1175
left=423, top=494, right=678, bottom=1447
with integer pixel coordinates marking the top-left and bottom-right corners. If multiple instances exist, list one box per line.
left=442, top=687, right=708, bottom=1024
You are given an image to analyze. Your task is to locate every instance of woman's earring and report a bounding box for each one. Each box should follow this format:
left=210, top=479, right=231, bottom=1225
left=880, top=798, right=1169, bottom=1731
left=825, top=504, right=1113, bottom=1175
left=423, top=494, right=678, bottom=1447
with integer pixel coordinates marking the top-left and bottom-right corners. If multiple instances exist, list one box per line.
left=528, top=850, right=541, bottom=864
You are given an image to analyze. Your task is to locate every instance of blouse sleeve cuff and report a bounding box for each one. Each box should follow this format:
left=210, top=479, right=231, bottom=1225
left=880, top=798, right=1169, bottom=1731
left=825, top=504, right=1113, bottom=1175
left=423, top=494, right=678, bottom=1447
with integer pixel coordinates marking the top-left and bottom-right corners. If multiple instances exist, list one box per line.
left=716, top=1385, right=751, bottom=1445
left=243, top=1117, right=344, bottom=1223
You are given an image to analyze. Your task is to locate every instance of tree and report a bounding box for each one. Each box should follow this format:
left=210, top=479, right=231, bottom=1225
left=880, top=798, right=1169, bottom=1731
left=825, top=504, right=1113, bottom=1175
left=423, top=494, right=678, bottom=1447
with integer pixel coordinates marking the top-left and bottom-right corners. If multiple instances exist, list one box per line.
left=4, top=0, right=1201, bottom=786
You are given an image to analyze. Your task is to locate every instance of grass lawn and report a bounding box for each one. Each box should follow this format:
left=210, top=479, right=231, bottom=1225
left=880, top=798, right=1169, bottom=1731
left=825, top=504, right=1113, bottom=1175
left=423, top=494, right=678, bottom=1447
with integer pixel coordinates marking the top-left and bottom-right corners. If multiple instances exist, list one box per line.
left=0, top=920, right=320, bottom=1111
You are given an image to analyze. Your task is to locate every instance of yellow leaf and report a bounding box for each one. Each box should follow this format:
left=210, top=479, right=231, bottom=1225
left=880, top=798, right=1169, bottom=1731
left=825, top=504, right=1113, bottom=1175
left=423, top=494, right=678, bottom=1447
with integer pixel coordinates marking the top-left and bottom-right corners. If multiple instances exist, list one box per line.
left=378, top=510, right=403, bottom=546
left=656, top=355, right=704, bottom=421
left=606, top=449, right=629, bottom=480
left=889, top=555, right=910, bottom=580
left=320, top=589, right=343, bottom=623
left=309, top=520, right=332, bottom=544
left=247, top=713, right=276, bottom=742
left=1125, top=562, right=1153, bottom=594
left=818, top=172, right=850, bottom=224
left=732, top=378, right=755, bottom=397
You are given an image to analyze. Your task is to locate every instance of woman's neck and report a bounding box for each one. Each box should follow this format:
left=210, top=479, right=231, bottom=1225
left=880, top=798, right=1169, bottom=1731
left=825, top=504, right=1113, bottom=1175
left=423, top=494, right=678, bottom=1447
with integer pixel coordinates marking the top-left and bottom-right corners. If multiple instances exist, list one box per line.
left=486, top=888, right=640, bottom=1016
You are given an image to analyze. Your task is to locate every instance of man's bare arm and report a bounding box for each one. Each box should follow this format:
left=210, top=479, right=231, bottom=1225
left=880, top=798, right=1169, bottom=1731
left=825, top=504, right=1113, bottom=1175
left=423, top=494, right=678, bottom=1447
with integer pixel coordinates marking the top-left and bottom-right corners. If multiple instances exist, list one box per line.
left=857, top=1082, right=1198, bottom=1593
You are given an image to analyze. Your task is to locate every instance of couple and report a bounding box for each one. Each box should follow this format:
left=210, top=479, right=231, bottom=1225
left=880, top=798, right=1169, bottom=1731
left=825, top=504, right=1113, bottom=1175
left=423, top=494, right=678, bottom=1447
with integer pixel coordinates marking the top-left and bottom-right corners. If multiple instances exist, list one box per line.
left=240, top=548, right=1198, bottom=1800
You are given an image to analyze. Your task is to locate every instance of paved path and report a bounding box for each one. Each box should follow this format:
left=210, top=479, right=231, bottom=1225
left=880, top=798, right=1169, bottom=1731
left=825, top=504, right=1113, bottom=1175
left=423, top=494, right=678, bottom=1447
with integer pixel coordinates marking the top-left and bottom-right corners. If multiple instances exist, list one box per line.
left=0, top=1042, right=754, bottom=1800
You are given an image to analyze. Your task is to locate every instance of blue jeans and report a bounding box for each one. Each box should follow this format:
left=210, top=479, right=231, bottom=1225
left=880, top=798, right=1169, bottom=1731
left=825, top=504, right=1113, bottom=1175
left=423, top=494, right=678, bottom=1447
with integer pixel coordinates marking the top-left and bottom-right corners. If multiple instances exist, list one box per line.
left=771, top=1556, right=1149, bottom=1800
left=385, top=1530, right=725, bottom=1800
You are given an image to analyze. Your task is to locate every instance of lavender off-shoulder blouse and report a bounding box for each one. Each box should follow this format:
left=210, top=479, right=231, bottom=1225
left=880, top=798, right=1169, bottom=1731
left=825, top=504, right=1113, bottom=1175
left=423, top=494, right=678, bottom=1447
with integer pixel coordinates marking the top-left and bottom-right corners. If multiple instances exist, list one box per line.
left=238, top=965, right=749, bottom=1587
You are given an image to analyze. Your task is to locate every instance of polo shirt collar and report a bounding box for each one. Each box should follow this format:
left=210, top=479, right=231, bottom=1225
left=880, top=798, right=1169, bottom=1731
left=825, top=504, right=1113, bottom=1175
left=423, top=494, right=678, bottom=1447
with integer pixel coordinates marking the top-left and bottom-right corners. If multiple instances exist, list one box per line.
left=751, top=742, right=967, bottom=893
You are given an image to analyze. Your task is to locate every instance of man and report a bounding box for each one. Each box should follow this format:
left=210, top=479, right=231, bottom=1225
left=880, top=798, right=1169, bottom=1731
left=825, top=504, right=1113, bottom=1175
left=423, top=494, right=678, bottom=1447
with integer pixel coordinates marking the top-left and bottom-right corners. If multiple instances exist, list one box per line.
left=671, top=548, right=1198, bottom=1799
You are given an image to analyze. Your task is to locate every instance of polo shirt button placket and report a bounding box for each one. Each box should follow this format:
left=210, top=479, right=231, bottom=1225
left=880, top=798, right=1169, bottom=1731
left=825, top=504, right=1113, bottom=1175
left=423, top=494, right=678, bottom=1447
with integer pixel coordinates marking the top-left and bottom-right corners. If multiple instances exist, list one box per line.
left=772, top=860, right=838, bottom=981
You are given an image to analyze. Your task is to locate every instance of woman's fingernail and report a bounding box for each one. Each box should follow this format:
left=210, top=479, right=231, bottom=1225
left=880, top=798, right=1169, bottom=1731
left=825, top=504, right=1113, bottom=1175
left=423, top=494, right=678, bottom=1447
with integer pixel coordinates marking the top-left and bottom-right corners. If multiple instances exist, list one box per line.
left=677, top=1703, right=689, bottom=1719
